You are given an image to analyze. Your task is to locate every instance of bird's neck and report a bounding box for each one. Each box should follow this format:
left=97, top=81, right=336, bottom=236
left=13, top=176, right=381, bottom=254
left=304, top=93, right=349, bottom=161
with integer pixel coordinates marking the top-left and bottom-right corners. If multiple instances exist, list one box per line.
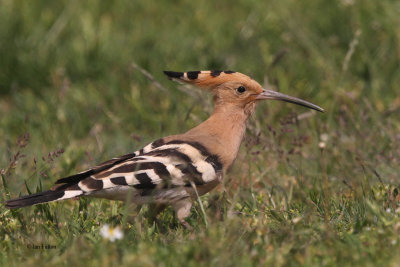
left=185, top=102, right=256, bottom=169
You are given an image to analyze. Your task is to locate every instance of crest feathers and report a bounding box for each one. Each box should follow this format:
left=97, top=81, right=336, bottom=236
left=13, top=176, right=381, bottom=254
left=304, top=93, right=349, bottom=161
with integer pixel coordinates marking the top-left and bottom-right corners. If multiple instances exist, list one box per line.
left=163, top=70, right=251, bottom=89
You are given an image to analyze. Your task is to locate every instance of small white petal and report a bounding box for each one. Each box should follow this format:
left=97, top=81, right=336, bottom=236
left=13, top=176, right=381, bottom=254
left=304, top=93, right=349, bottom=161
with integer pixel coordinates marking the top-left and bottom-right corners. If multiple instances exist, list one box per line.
left=320, top=133, right=329, bottom=142
left=114, top=228, right=124, bottom=240
left=100, top=224, right=110, bottom=238
left=318, top=142, right=326, bottom=149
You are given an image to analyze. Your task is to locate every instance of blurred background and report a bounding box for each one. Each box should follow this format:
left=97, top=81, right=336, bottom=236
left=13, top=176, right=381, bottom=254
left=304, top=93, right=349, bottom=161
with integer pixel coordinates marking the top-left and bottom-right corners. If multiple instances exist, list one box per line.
left=1, top=0, right=400, bottom=265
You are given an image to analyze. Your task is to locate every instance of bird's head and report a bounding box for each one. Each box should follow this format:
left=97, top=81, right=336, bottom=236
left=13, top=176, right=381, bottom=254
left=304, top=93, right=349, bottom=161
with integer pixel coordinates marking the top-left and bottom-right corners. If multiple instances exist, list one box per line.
left=163, top=70, right=324, bottom=114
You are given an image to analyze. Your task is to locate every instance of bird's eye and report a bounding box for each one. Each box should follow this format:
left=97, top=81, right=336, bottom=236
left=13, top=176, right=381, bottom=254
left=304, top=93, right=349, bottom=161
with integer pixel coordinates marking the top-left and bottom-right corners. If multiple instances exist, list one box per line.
left=236, top=86, right=246, bottom=94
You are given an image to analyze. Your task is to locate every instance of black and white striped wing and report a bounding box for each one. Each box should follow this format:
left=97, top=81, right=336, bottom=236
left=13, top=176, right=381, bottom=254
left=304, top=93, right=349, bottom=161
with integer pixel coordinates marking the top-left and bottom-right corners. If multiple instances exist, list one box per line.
left=57, top=139, right=223, bottom=196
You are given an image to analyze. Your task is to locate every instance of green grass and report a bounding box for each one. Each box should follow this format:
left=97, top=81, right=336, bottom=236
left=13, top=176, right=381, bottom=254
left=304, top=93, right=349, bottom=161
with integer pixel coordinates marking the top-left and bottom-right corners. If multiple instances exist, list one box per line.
left=1, top=0, right=400, bottom=266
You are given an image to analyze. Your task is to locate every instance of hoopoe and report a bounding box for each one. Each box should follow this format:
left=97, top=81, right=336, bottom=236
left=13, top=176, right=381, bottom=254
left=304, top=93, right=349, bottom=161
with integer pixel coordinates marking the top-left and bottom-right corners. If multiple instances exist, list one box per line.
left=5, top=70, right=323, bottom=229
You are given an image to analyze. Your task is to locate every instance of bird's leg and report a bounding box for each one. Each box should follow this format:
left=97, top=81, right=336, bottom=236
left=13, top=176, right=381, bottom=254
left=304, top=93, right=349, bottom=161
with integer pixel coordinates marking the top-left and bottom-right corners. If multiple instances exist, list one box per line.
left=147, top=203, right=167, bottom=222
left=172, top=198, right=193, bottom=230
left=146, top=203, right=167, bottom=231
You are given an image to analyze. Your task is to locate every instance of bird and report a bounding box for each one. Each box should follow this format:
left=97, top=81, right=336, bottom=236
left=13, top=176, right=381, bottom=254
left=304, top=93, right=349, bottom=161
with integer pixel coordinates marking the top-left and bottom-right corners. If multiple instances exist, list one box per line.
left=4, top=70, right=324, bottom=229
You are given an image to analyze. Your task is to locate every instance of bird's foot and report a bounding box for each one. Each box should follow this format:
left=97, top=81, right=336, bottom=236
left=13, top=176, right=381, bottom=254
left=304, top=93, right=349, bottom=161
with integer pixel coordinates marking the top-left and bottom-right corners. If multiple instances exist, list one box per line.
left=179, top=220, right=193, bottom=231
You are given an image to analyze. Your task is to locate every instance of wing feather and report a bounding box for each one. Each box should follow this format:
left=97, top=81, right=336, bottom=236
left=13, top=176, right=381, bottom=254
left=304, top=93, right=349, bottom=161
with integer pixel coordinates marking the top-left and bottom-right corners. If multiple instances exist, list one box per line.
left=55, top=152, right=138, bottom=184
left=56, top=139, right=223, bottom=195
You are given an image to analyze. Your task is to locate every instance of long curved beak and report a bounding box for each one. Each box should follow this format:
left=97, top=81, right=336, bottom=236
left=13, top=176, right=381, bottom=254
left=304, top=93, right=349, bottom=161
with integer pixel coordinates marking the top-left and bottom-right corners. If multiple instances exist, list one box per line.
left=256, top=89, right=324, bottom=112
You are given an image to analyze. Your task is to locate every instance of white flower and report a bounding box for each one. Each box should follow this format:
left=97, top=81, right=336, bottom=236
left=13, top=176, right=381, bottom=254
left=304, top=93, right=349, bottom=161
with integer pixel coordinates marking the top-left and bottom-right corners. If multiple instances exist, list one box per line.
left=318, top=133, right=329, bottom=149
left=320, top=133, right=329, bottom=142
left=318, top=142, right=326, bottom=149
left=292, top=217, right=302, bottom=224
left=100, top=224, right=124, bottom=242
left=386, top=208, right=391, bottom=213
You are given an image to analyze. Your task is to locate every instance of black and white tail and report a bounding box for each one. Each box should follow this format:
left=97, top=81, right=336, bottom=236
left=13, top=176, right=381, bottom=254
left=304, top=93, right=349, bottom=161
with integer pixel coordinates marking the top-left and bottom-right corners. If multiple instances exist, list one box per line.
left=5, top=188, right=83, bottom=209
left=4, top=152, right=140, bottom=209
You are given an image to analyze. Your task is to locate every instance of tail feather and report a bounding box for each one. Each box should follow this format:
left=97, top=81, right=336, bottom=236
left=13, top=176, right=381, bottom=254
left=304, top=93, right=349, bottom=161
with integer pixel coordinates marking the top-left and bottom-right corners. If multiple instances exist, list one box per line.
left=5, top=189, right=83, bottom=209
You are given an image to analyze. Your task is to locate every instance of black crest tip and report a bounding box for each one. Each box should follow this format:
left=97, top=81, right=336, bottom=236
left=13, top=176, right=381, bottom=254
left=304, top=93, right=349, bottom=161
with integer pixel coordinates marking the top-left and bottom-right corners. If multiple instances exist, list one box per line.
left=224, top=70, right=236, bottom=74
left=187, top=71, right=201, bottom=80
left=210, top=70, right=222, bottom=77
left=163, top=71, right=184, bottom=79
